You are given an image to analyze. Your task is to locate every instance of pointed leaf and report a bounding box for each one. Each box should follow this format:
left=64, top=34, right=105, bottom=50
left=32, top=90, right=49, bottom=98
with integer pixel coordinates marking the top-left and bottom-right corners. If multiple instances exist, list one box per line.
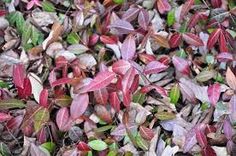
left=94, top=88, right=108, bottom=105
left=152, top=34, right=170, bottom=48
left=207, top=83, right=220, bottom=107
left=112, top=60, right=131, bottom=75
left=157, top=0, right=171, bottom=14
left=109, top=92, right=120, bottom=112
left=56, top=107, right=70, bottom=131
left=207, top=28, right=221, bottom=49
left=122, top=7, right=140, bottom=22
left=180, top=0, right=195, bottom=21
left=169, top=33, right=182, bottom=48
left=88, top=140, right=108, bottom=151
left=121, top=35, right=136, bottom=60
left=109, top=19, right=134, bottom=34
left=39, top=89, right=48, bottom=108
left=144, top=61, right=168, bottom=75
left=172, top=56, right=190, bottom=75
left=0, top=99, right=25, bottom=110
left=182, top=33, right=204, bottom=46
left=138, top=9, right=149, bottom=30
left=170, top=84, right=180, bottom=104
left=13, top=64, right=25, bottom=89
left=70, top=93, right=89, bottom=120
left=33, top=107, right=50, bottom=133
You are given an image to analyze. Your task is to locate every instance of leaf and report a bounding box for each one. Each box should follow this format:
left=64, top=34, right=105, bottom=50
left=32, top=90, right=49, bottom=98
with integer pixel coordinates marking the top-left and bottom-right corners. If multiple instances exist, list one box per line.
left=195, top=70, right=216, bottom=82
left=94, top=88, right=108, bottom=104
left=0, top=112, right=12, bottom=122
left=31, top=27, right=41, bottom=46
left=122, top=7, right=140, bottom=22
left=207, top=83, right=220, bottom=107
left=41, top=142, right=56, bottom=153
left=217, top=52, right=233, bottom=62
left=138, top=9, right=149, bottom=30
left=41, top=1, right=56, bottom=12
left=136, top=133, right=149, bottom=150
left=55, top=95, right=72, bottom=107
left=152, top=34, right=170, bottom=48
left=155, top=112, right=176, bottom=121
left=182, top=33, right=204, bottom=46
left=70, top=93, right=89, bottom=120
left=0, top=99, right=25, bottom=110
left=167, top=9, right=175, bottom=26
left=83, top=71, right=115, bottom=92
left=56, top=107, right=70, bottom=131
left=133, top=91, right=146, bottom=105
left=33, top=107, right=50, bottom=133
left=219, top=30, right=228, bottom=52
left=109, top=92, right=121, bottom=112
left=169, top=33, right=182, bottom=48
left=157, top=0, right=171, bottom=14
left=67, top=32, right=80, bottom=45
left=22, top=22, right=32, bottom=45
left=195, top=128, right=207, bottom=148
left=0, top=142, right=11, bottom=156
left=180, top=0, right=195, bottom=21
left=77, top=141, right=90, bottom=151
left=223, top=118, right=233, bottom=140
left=13, top=64, right=25, bottom=89
left=229, top=95, right=236, bottom=125
left=100, top=35, right=118, bottom=44
left=144, top=60, right=168, bottom=75
left=39, top=89, right=48, bottom=108
left=226, top=67, right=236, bottom=90
left=170, top=84, right=180, bottom=104
left=109, top=19, right=134, bottom=34
left=88, top=140, right=108, bottom=151
left=28, top=73, right=43, bottom=103
left=112, top=60, right=131, bottom=75
left=121, top=35, right=136, bottom=60
left=207, top=28, right=221, bottom=49
left=51, top=78, right=73, bottom=87
left=172, top=56, right=190, bottom=75
left=139, top=126, right=154, bottom=140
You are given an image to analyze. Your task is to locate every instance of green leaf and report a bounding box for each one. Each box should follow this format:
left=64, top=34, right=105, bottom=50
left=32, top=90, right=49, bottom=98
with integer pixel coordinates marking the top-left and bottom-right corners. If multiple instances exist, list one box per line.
left=55, top=95, right=72, bottom=107
left=0, top=99, right=25, bottom=110
left=195, top=70, right=216, bottom=82
left=167, top=9, right=175, bottom=26
left=176, top=49, right=187, bottom=58
left=155, top=112, right=176, bottom=120
left=0, top=142, right=11, bottom=156
left=170, top=84, right=180, bottom=104
left=88, top=140, right=108, bottom=151
left=107, top=150, right=118, bottom=156
left=133, top=91, right=146, bottom=105
left=0, top=80, right=9, bottom=88
left=31, top=27, right=40, bottom=46
left=6, top=11, right=25, bottom=34
left=41, top=142, right=56, bottom=153
left=22, top=22, right=32, bottom=45
left=179, top=20, right=187, bottom=33
left=113, top=0, right=124, bottom=4
left=66, top=32, right=80, bottom=44
left=33, top=107, right=50, bottom=132
left=94, top=125, right=114, bottom=133
left=41, top=1, right=56, bottom=12
left=214, top=72, right=224, bottom=83
left=135, top=133, right=149, bottom=151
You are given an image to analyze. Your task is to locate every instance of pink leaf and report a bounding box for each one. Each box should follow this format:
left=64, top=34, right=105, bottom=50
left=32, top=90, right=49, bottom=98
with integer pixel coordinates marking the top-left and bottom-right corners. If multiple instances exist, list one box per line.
left=180, top=0, right=195, bottom=21
left=130, top=74, right=139, bottom=93
left=138, top=9, right=149, bottom=30
left=207, top=28, right=221, bottom=49
left=226, top=67, right=236, bottom=90
left=138, top=53, right=156, bottom=64
left=51, top=78, right=73, bottom=87
left=195, top=128, right=207, bottom=148
left=94, top=88, right=108, bottom=105
left=172, top=56, right=190, bottom=75
left=0, top=112, right=12, bottom=122
left=122, top=90, right=132, bottom=107
left=121, top=35, right=136, bottom=60
left=56, top=107, right=71, bottom=131
left=140, top=126, right=154, bottom=140
left=84, top=71, right=116, bottom=92
left=70, top=93, right=89, bottom=120
left=109, top=19, right=134, bottom=34
left=217, top=52, right=233, bottom=62
left=122, top=7, right=140, bottom=22
left=157, top=0, right=171, bottom=14
left=122, top=67, right=136, bottom=92
left=169, top=33, right=182, bottom=48
left=109, top=92, right=120, bottom=112
left=6, top=116, right=23, bottom=131
left=144, top=60, right=168, bottom=75
left=39, top=89, right=48, bottom=108
left=182, top=33, right=204, bottom=46
left=13, top=64, right=25, bottom=89
left=17, top=78, right=32, bottom=99
left=112, top=60, right=131, bottom=75
left=207, top=83, right=220, bottom=107
left=100, top=35, right=118, bottom=44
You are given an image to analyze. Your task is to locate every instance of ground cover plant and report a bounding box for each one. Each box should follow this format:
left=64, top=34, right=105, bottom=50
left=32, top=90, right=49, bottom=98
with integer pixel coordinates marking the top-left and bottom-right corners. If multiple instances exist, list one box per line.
left=0, top=0, right=236, bottom=155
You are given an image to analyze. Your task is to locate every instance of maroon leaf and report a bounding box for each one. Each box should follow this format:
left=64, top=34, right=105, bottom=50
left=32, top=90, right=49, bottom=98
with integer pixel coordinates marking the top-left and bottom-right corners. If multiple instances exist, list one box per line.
left=13, top=64, right=25, bottom=89
left=144, top=60, right=168, bottom=75
left=219, top=31, right=229, bottom=52
left=51, top=78, right=73, bottom=87
left=39, top=89, right=48, bottom=108
left=121, top=35, right=136, bottom=60
left=207, top=28, right=221, bottom=49
left=70, top=93, right=89, bottom=120
left=0, top=10, right=6, bottom=16
left=201, top=145, right=216, bottom=156
left=77, top=141, right=90, bottom=151
left=169, top=33, right=182, bottom=48
left=188, top=13, right=200, bottom=29
left=182, top=33, right=204, bottom=46
left=172, top=56, right=190, bottom=75
left=109, top=19, right=134, bottom=34
left=157, top=0, right=171, bottom=14
left=84, top=71, right=116, bottom=92
left=6, top=115, right=23, bottom=131
left=17, top=78, right=32, bottom=99
left=100, top=35, right=118, bottom=44
left=0, top=112, right=12, bottom=122
left=180, top=0, right=195, bottom=21
left=56, top=107, right=71, bottom=131
left=109, top=92, right=120, bottom=112
left=211, top=0, right=222, bottom=8
left=139, top=126, right=154, bottom=140
left=207, top=83, right=220, bottom=107
left=94, top=88, right=108, bottom=105
left=122, top=7, right=140, bottom=22
left=138, top=9, right=149, bottom=30
left=112, top=60, right=131, bottom=75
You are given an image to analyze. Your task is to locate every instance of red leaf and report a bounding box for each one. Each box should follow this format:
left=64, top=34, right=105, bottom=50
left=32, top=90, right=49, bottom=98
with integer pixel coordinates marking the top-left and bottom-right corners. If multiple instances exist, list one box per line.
left=188, top=13, right=200, bottom=28
left=0, top=10, right=6, bottom=16
left=77, top=141, right=90, bottom=151
left=112, top=60, right=131, bottom=75
left=217, top=52, right=233, bottom=62
left=140, top=126, right=154, bottom=140
left=211, top=0, right=222, bottom=8
left=0, top=112, right=12, bottom=122
left=226, top=67, right=236, bottom=90
left=70, top=93, right=89, bottom=120
left=172, top=56, right=190, bottom=75
left=121, top=35, right=136, bottom=60
left=84, top=71, right=116, bottom=92
left=158, top=55, right=171, bottom=65
left=207, top=83, right=220, bottom=107
left=122, top=90, right=132, bottom=107
left=122, top=7, right=140, bottom=22
left=51, top=78, right=73, bottom=87
left=195, top=128, right=207, bottom=148
left=94, top=88, right=108, bottom=105
left=207, top=28, right=221, bottom=49
left=138, top=9, right=149, bottom=30
left=219, top=31, right=229, bottom=52
left=180, top=0, right=195, bottom=21
left=122, top=67, right=136, bottom=92
left=109, top=92, right=120, bottom=112
left=144, top=60, right=168, bottom=75
left=157, top=0, right=171, bottom=14
left=169, top=33, right=182, bottom=48
left=17, top=78, right=32, bottom=99
left=182, top=33, right=204, bottom=46
left=39, top=89, right=48, bottom=108
left=13, top=64, right=25, bottom=89
left=56, top=107, right=71, bottom=131
left=201, top=145, right=216, bottom=156
left=130, top=74, right=139, bottom=93
left=109, top=19, right=134, bottom=34
left=100, top=35, right=118, bottom=44
left=138, top=53, right=156, bottom=64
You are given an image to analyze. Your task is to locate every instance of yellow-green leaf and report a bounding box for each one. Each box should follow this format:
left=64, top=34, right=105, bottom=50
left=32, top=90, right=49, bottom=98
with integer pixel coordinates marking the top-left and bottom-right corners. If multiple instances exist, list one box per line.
left=0, top=99, right=25, bottom=110
left=155, top=112, right=176, bottom=121
left=33, top=107, right=50, bottom=132
left=170, top=84, right=180, bottom=104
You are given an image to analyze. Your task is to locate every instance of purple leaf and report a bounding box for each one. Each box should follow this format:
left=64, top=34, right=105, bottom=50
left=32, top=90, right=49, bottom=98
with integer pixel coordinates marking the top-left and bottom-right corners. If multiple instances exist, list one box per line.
left=109, top=19, right=134, bottom=34
left=121, top=35, right=136, bottom=60
left=70, top=93, right=89, bottom=120
left=144, top=60, right=168, bottom=75
left=138, top=9, right=149, bottom=30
